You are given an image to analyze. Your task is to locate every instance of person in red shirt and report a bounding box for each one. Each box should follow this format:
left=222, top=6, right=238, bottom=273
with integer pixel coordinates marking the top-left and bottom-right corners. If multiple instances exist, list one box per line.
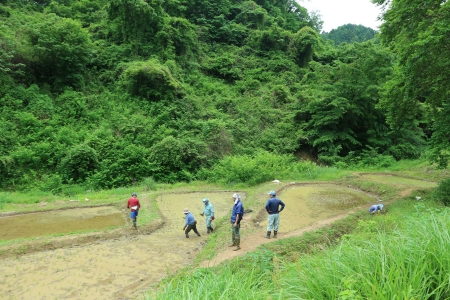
left=127, top=192, right=141, bottom=229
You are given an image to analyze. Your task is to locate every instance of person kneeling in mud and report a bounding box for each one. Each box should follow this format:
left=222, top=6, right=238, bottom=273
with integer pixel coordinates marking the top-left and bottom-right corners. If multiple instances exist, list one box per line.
left=183, top=208, right=201, bottom=238
left=369, top=204, right=384, bottom=215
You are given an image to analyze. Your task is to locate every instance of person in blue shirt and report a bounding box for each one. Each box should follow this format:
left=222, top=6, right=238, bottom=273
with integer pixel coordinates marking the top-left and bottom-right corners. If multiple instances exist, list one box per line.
left=264, top=190, right=285, bottom=239
left=369, top=204, right=384, bottom=214
left=229, top=193, right=244, bottom=251
left=200, top=198, right=215, bottom=234
left=183, top=208, right=201, bottom=238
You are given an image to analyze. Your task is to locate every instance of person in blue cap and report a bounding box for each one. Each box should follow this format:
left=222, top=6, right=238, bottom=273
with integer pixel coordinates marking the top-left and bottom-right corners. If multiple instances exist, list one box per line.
left=200, top=198, right=215, bottom=233
left=369, top=204, right=384, bottom=214
left=264, top=190, right=285, bottom=239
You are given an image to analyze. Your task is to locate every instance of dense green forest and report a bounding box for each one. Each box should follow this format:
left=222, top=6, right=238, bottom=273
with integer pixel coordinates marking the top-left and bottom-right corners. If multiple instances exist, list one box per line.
left=322, top=23, right=377, bottom=45
left=0, top=0, right=448, bottom=192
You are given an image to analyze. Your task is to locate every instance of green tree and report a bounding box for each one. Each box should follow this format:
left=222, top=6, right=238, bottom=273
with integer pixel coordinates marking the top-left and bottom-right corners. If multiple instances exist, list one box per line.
left=59, top=144, right=99, bottom=183
left=119, top=59, right=182, bottom=100
left=373, top=0, right=450, bottom=166
left=322, top=24, right=377, bottom=45
left=288, top=26, right=320, bottom=67
left=295, top=42, right=393, bottom=162
left=149, top=136, right=207, bottom=182
left=107, top=0, right=165, bottom=54
left=28, top=14, right=93, bottom=88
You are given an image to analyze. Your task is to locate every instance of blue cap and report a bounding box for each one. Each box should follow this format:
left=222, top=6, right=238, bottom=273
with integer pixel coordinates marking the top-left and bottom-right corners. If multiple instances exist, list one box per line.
left=268, top=190, right=276, bottom=196
left=132, top=192, right=137, bottom=196
left=202, top=198, right=209, bottom=203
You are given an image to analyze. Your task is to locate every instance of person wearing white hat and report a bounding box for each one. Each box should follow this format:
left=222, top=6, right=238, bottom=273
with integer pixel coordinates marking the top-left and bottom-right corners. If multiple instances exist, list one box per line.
left=183, top=208, right=201, bottom=238
left=264, top=190, right=285, bottom=239
left=200, top=198, right=215, bottom=233
left=229, top=193, right=244, bottom=251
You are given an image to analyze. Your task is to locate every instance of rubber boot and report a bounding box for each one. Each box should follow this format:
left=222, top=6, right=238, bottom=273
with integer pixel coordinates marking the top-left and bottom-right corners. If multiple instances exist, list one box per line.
left=264, top=231, right=271, bottom=239
left=210, top=226, right=214, bottom=233
left=185, top=233, right=189, bottom=238
left=228, top=233, right=236, bottom=247
left=207, top=227, right=211, bottom=234
left=196, top=232, right=201, bottom=237
left=273, top=231, right=277, bottom=238
left=133, top=220, right=137, bottom=229
left=233, top=239, right=241, bottom=251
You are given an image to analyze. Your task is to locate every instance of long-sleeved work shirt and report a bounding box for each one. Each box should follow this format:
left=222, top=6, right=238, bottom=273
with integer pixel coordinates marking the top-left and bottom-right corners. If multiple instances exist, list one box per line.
left=203, top=202, right=215, bottom=217
left=265, top=197, right=285, bottom=215
left=231, top=200, right=244, bottom=223
left=184, top=212, right=196, bottom=226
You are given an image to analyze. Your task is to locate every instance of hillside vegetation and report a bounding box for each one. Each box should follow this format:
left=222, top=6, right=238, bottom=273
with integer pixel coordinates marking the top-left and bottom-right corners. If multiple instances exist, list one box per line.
left=0, top=0, right=449, bottom=193
left=322, top=23, right=377, bottom=45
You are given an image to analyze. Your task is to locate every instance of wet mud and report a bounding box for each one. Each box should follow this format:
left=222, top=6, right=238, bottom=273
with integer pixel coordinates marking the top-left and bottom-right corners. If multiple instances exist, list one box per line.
left=0, top=191, right=239, bottom=300
left=0, top=176, right=436, bottom=299
left=259, top=184, right=377, bottom=232
left=361, top=174, right=438, bottom=188
left=0, top=206, right=125, bottom=241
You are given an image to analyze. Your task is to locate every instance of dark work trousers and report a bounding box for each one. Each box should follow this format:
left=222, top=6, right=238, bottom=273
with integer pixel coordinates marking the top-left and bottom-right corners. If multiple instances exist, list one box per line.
left=185, top=221, right=200, bottom=235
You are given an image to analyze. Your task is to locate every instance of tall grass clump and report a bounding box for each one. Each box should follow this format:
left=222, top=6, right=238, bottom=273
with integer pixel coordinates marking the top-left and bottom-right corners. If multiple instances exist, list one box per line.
left=274, top=207, right=450, bottom=299
left=149, top=251, right=276, bottom=299
left=433, top=178, right=450, bottom=206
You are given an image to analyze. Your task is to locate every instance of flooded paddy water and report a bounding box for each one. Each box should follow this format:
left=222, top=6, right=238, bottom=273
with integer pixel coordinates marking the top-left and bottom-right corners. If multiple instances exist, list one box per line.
left=0, top=206, right=125, bottom=241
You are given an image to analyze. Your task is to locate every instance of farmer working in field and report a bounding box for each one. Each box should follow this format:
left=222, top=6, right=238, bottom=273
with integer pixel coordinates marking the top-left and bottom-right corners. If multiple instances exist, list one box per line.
left=264, top=190, right=285, bottom=239
left=369, top=204, right=384, bottom=214
left=200, top=198, right=215, bottom=234
left=229, top=193, right=244, bottom=251
left=127, top=192, right=141, bottom=229
left=183, top=208, right=201, bottom=238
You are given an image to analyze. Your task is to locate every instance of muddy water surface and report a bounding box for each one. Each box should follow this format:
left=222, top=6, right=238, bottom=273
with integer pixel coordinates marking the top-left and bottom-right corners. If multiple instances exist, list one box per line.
left=0, top=207, right=125, bottom=241
left=260, top=184, right=377, bottom=232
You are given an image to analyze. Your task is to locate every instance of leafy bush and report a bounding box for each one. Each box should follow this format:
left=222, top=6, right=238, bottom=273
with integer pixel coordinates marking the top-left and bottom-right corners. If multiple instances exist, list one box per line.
left=149, top=136, right=207, bottom=183
left=58, top=144, right=99, bottom=183
left=433, top=178, right=450, bottom=206
left=119, top=59, right=182, bottom=100
left=200, top=152, right=295, bottom=185
left=40, top=174, right=63, bottom=194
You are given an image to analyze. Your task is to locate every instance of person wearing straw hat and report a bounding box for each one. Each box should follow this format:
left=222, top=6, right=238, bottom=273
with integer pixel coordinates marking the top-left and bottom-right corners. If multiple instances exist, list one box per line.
left=200, top=198, right=215, bottom=234
left=127, top=192, right=141, bottom=229
left=264, top=190, right=285, bottom=239
left=183, top=208, right=201, bottom=238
